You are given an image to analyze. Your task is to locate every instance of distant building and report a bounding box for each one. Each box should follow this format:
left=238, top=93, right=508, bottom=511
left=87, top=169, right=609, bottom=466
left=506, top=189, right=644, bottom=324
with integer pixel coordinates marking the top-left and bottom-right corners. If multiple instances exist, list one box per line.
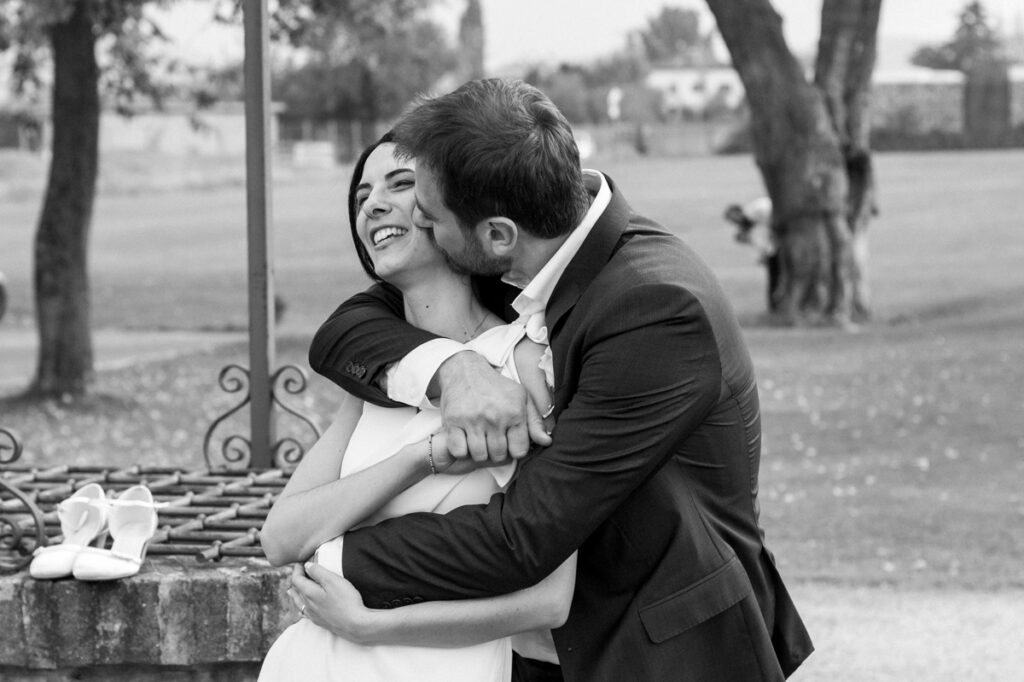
left=645, top=66, right=745, bottom=119
left=645, top=63, right=1024, bottom=136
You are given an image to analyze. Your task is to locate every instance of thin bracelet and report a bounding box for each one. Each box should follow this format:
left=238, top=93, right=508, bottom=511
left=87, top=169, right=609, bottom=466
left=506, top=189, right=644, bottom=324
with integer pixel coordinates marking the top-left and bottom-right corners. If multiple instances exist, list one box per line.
left=426, top=434, right=438, bottom=475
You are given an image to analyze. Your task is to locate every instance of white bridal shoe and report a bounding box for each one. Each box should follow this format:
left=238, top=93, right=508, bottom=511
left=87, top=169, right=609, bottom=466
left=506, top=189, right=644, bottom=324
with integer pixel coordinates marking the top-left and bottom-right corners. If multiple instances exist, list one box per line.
left=72, top=485, right=161, bottom=581
left=29, top=483, right=109, bottom=579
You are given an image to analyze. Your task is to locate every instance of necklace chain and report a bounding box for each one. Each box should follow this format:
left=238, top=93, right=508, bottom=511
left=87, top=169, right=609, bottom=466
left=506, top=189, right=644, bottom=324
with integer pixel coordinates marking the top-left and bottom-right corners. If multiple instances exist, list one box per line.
left=466, top=313, right=488, bottom=340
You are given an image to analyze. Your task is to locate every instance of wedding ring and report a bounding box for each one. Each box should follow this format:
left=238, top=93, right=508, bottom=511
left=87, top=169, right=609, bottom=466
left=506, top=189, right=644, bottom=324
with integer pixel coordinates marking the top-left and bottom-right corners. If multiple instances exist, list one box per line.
left=300, top=603, right=307, bottom=617
left=541, top=403, right=555, bottom=419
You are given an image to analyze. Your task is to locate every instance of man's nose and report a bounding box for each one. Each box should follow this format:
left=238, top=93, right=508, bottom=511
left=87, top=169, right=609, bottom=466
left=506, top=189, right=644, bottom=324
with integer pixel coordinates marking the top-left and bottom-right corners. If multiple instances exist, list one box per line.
left=411, top=206, right=431, bottom=229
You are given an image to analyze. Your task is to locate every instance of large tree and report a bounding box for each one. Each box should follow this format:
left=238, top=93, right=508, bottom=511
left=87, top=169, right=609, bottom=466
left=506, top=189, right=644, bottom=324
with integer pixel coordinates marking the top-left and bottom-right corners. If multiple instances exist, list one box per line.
left=254, top=0, right=451, bottom=125
left=706, top=0, right=881, bottom=324
left=457, top=0, right=484, bottom=81
left=2, top=0, right=448, bottom=397
left=911, top=1, right=1011, bottom=146
left=0, top=0, right=168, bottom=397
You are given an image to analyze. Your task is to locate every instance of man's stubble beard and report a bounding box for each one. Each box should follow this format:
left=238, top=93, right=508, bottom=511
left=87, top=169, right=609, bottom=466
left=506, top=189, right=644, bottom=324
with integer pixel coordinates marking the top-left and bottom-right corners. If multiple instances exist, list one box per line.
left=425, top=226, right=511, bottom=278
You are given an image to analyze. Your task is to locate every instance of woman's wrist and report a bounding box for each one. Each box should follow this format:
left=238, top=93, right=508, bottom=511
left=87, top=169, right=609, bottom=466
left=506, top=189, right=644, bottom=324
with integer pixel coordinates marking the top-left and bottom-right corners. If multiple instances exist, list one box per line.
left=426, top=434, right=439, bottom=475
left=397, top=439, right=436, bottom=480
left=344, top=607, right=391, bottom=646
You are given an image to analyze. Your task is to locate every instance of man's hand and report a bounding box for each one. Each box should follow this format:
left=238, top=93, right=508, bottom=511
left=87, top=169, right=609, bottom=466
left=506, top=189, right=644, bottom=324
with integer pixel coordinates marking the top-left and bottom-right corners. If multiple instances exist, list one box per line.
left=435, top=351, right=550, bottom=464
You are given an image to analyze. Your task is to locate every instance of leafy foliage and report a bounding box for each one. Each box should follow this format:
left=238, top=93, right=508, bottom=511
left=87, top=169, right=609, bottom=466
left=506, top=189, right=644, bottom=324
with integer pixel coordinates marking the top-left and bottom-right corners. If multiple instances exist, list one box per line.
left=0, top=0, right=175, bottom=112
left=640, top=6, right=717, bottom=66
left=910, top=1, right=1004, bottom=71
left=212, top=0, right=455, bottom=123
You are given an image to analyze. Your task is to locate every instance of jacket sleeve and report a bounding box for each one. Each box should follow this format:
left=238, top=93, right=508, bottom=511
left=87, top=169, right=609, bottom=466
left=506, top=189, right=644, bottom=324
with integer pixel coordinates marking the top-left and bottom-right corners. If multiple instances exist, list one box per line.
left=308, top=283, right=439, bottom=407
left=340, top=280, right=723, bottom=604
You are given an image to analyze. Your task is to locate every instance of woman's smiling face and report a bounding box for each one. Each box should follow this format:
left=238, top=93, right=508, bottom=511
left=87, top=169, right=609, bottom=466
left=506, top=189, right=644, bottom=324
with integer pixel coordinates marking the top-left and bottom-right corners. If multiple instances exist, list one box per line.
left=354, top=143, right=443, bottom=282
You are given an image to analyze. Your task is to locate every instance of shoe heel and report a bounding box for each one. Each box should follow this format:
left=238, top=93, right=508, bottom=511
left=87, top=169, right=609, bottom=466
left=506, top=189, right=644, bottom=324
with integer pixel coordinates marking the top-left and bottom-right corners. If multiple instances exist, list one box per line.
left=71, top=485, right=159, bottom=581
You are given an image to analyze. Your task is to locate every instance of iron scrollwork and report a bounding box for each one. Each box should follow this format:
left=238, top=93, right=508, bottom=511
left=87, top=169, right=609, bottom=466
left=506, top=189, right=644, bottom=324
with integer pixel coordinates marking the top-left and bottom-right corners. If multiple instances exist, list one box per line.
left=0, top=428, right=48, bottom=573
left=270, top=365, right=322, bottom=469
left=203, top=364, right=254, bottom=470
left=204, top=364, right=321, bottom=471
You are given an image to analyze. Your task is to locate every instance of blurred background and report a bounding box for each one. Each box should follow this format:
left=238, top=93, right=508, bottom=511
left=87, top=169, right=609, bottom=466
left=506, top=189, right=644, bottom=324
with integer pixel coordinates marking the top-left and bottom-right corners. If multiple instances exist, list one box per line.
left=1, top=1, right=1023, bottom=679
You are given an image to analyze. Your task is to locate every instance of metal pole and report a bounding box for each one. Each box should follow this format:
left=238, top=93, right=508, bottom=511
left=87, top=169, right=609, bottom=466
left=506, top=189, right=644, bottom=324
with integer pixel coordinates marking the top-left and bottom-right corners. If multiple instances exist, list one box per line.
left=243, top=0, right=275, bottom=468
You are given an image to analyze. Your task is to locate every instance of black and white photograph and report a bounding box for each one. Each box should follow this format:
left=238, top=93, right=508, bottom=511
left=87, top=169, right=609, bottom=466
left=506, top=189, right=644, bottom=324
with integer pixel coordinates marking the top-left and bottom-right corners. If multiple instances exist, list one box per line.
left=2, top=1, right=1022, bottom=680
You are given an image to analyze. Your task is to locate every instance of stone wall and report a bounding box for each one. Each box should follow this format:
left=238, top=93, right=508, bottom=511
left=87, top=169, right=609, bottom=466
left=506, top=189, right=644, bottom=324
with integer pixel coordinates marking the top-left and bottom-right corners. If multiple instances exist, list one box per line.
left=0, top=558, right=295, bottom=680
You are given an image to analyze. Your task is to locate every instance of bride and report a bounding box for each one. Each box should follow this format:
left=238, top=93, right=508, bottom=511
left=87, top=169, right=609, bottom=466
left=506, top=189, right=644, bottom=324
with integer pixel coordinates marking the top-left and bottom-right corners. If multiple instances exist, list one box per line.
left=257, top=133, right=574, bottom=682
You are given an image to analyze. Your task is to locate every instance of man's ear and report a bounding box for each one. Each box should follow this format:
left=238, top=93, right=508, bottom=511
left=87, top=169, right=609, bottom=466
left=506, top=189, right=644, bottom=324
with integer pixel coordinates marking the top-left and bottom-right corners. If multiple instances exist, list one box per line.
left=474, top=217, right=518, bottom=257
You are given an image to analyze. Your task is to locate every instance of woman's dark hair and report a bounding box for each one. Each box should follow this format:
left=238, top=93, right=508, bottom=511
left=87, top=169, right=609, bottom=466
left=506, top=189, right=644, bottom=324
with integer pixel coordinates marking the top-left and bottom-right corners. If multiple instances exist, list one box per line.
left=348, top=130, right=395, bottom=285
left=345, top=129, right=506, bottom=318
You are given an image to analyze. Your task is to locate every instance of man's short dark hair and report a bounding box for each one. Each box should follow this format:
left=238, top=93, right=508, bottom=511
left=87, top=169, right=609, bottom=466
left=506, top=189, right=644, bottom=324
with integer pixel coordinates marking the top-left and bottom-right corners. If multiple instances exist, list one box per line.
left=392, top=78, right=590, bottom=239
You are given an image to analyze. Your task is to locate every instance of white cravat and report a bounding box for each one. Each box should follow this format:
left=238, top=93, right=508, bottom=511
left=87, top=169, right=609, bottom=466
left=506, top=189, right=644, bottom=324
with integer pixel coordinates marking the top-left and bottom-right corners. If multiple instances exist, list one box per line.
left=512, top=297, right=554, bottom=389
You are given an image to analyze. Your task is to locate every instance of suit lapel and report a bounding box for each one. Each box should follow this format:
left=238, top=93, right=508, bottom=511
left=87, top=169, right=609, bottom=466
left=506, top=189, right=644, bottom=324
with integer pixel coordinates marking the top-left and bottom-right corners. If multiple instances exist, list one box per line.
left=545, top=173, right=631, bottom=336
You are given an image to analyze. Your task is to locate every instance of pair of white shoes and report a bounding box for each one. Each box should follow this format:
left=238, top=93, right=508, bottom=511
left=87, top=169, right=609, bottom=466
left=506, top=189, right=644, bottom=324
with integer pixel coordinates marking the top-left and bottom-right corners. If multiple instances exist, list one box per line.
left=29, top=483, right=162, bottom=581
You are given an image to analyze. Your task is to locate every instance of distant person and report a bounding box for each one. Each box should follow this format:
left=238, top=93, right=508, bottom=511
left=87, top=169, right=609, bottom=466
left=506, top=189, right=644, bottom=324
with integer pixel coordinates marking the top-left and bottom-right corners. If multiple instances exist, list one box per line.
left=303, top=78, right=813, bottom=681
left=724, top=196, right=780, bottom=313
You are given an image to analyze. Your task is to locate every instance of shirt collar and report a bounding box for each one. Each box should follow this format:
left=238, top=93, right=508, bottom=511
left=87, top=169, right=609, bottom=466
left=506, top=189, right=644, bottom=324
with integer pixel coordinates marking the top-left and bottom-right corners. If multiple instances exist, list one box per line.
left=511, top=170, right=611, bottom=317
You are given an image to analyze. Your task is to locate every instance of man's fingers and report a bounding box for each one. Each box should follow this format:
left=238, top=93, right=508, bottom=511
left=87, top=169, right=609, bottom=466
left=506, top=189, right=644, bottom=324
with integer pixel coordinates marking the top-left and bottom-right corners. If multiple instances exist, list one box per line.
left=445, top=425, right=469, bottom=460
left=485, top=429, right=508, bottom=463
left=506, top=422, right=531, bottom=459
left=526, top=399, right=553, bottom=448
left=464, top=430, right=490, bottom=463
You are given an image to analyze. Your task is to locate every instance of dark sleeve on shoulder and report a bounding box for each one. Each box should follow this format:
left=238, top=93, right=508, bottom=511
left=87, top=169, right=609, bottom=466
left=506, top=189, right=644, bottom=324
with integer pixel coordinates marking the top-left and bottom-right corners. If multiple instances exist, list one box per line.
left=309, top=277, right=517, bottom=406
left=307, top=283, right=439, bottom=406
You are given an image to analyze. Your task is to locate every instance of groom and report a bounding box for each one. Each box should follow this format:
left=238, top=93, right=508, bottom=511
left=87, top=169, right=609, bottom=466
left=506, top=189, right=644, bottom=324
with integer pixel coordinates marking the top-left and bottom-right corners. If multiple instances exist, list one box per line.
left=303, top=79, right=812, bottom=681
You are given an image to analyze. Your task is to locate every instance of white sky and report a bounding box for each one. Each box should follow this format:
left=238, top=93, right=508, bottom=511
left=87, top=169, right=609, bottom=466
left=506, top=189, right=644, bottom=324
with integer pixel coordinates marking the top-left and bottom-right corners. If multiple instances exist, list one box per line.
left=157, top=0, right=1024, bottom=72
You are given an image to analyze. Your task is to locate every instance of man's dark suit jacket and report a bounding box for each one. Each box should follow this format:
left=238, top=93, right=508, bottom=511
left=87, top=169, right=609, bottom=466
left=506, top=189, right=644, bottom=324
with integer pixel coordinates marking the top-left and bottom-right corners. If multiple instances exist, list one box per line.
left=308, top=174, right=813, bottom=681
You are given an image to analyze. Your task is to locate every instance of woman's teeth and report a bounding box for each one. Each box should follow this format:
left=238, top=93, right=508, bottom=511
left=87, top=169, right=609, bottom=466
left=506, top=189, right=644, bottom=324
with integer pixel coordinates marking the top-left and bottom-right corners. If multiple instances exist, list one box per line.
left=372, top=226, right=408, bottom=246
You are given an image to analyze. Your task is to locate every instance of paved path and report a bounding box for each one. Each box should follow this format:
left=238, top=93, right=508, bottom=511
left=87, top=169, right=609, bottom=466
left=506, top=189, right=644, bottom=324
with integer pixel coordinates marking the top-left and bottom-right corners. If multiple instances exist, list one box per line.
left=0, top=326, right=245, bottom=392
left=788, top=583, right=1024, bottom=680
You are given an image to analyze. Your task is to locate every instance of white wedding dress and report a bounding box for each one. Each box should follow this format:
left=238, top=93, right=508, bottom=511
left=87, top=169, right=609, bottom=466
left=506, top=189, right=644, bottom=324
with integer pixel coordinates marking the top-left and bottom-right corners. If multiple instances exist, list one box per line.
left=258, top=323, right=531, bottom=682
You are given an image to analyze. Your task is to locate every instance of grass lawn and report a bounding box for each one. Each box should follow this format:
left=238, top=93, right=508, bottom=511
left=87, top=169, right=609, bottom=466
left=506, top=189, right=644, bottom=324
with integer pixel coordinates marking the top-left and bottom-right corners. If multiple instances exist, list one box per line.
left=2, top=148, right=1024, bottom=678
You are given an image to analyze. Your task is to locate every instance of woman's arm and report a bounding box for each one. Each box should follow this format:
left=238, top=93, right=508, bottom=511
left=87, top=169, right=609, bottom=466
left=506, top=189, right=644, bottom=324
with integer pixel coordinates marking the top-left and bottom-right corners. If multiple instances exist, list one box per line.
left=261, top=393, right=435, bottom=566
left=512, top=338, right=555, bottom=433
left=290, top=337, right=570, bottom=647
left=295, top=552, right=577, bottom=647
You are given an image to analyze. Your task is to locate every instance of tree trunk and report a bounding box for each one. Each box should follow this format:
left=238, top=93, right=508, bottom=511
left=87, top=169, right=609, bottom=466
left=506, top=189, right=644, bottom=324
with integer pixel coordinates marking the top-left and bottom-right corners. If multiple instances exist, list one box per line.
left=31, top=0, right=99, bottom=397
left=707, top=0, right=881, bottom=325
left=815, top=0, right=882, bottom=321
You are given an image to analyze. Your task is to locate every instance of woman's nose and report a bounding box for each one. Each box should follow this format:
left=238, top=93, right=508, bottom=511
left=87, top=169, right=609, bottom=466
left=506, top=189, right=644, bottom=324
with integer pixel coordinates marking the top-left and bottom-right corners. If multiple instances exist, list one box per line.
left=362, top=192, right=392, bottom=217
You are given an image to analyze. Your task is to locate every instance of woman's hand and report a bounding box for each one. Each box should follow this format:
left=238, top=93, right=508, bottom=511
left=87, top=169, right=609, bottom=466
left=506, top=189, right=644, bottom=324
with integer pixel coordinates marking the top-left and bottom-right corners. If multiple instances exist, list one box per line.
left=290, top=562, right=380, bottom=644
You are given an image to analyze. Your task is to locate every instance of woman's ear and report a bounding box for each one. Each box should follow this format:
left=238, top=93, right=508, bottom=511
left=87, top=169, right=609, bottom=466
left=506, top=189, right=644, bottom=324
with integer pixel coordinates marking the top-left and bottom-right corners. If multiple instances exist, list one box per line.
left=474, top=217, right=518, bottom=257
